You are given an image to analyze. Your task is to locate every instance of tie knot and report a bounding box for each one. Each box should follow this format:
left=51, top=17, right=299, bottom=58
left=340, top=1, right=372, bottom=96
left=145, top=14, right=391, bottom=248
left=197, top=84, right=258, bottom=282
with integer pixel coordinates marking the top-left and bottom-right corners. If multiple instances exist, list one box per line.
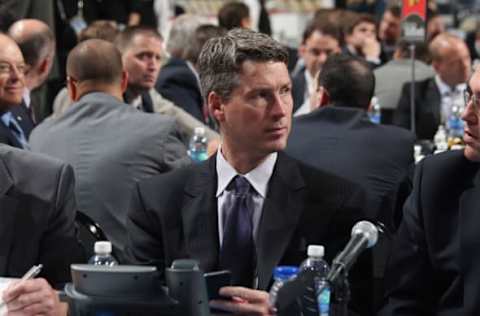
left=233, top=176, right=251, bottom=195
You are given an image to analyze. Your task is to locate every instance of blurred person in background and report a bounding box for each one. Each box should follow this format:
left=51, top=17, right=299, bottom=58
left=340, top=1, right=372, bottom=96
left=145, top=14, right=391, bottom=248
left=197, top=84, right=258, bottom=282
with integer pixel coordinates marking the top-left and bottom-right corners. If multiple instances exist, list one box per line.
left=292, top=20, right=342, bottom=116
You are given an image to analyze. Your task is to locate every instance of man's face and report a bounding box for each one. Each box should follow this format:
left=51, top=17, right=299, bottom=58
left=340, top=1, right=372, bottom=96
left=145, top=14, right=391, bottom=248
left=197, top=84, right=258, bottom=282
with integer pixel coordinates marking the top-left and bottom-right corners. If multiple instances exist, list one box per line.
left=347, top=21, right=376, bottom=49
left=122, top=34, right=163, bottom=92
left=434, top=42, right=471, bottom=87
left=214, top=61, right=292, bottom=159
left=300, top=31, right=340, bottom=77
left=0, top=36, right=25, bottom=110
left=462, top=70, right=480, bottom=161
left=379, top=11, right=401, bottom=44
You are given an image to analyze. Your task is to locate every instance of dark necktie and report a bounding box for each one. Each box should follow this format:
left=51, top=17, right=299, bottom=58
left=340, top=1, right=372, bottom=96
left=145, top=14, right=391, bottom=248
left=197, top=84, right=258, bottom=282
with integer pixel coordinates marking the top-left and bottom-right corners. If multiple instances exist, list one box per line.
left=219, top=176, right=256, bottom=287
left=8, top=118, right=29, bottom=150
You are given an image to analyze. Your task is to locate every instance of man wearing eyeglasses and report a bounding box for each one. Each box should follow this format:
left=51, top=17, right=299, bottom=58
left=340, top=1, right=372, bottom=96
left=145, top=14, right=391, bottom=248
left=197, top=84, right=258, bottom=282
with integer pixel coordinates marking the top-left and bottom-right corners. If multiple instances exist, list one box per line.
left=380, top=66, right=480, bottom=315
left=0, top=34, right=32, bottom=149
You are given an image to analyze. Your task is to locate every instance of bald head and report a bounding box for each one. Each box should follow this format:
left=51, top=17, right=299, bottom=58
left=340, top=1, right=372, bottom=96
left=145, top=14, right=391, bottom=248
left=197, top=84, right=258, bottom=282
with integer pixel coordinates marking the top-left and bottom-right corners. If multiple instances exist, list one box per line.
left=9, top=19, right=54, bottom=68
left=67, top=39, right=123, bottom=85
left=429, top=33, right=471, bottom=87
left=429, top=33, right=467, bottom=62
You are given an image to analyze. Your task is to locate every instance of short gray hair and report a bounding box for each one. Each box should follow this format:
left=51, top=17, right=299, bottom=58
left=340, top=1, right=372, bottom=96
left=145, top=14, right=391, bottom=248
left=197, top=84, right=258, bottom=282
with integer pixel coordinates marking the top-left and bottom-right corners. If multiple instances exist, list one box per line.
left=166, top=14, right=204, bottom=59
left=198, top=28, right=288, bottom=102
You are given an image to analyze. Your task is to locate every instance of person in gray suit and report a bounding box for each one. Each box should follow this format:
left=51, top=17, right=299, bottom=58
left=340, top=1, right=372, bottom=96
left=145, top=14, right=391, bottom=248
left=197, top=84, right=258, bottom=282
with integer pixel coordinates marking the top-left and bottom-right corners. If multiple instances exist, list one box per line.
left=0, top=144, right=85, bottom=316
left=374, top=40, right=434, bottom=124
left=29, top=39, right=190, bottom=261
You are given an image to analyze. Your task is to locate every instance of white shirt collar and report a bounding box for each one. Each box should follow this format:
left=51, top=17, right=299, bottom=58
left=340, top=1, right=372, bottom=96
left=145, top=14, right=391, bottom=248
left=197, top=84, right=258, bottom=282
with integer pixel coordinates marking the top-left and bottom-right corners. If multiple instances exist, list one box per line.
left=435, top=75, right=466, bottom=95
left=129, top=95, right=143, bottom=110
left=293, top=70, right=315, bottom=117
left=215, top=147, right=277, bottom=198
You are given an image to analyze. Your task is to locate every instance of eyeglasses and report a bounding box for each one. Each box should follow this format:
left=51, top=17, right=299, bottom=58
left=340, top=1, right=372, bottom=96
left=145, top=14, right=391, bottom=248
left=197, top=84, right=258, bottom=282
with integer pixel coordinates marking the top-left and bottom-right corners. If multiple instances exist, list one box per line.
left=0, top=61, right=27, bottom=76
left=464, top=90, right=480, bottom=111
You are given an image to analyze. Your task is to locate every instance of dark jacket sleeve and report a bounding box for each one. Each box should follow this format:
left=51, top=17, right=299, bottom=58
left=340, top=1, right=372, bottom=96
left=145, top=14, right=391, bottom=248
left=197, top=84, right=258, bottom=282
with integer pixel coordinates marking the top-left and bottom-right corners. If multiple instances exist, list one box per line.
left=125, top=180, right=168, bottom=276
left=378, top=159, right=435, bottom=315
left=39, top=163, right=86, bottom=286
left=393, top=82, right=413, bottom=131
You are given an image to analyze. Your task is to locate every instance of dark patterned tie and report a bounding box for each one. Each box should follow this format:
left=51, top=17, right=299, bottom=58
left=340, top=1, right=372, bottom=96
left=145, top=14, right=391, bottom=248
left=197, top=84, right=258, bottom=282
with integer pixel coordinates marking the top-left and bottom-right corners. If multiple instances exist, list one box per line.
left=8, top=118, right=30, bottom=150
left=219, top=176, right=256, bottom=287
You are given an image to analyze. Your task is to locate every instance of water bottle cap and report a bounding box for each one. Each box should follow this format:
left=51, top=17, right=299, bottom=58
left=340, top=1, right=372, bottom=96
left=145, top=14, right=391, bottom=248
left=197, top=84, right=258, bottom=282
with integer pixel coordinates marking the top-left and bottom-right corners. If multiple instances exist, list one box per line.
left=273, top=266, right=299, bottom=280
left=194, top=127, right=205, bottom=136
left=94, top=241, right=112, bottom=254
left=307, top=245, right=324, bottom=257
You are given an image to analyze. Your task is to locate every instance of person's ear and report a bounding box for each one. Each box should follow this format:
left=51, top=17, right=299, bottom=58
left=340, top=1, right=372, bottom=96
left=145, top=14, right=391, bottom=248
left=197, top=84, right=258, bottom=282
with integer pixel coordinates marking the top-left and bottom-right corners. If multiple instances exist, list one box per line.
left=67, top=76, right=78, bottom=102
left=208, top=91, right=226, bottom=123
left=240, top=17, right=252, bottom=29
left=318, top=86, right=330, bottom=108
left=120, top=70, right=129, bottom=93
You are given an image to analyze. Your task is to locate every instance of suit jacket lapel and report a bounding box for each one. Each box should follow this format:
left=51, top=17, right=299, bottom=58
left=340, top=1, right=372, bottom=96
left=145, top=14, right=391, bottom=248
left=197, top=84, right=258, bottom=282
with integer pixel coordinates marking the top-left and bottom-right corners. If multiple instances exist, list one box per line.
left=256, top=154, right=305, bottom=290
left=0, top=158, right=18, bottom=276
left=181, top=158, right=220, bottom=272
left=427, top=79, right=442, bottom=126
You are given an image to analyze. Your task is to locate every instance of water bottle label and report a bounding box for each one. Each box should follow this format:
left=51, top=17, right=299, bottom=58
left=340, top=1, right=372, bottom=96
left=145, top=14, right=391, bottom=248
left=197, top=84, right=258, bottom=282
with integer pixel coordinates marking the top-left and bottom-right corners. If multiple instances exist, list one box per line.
left=188, top=150, right=208, bottom=163
left=369, top=113, right=381, bottom=124
left=317, top=286, right=331, bottom=316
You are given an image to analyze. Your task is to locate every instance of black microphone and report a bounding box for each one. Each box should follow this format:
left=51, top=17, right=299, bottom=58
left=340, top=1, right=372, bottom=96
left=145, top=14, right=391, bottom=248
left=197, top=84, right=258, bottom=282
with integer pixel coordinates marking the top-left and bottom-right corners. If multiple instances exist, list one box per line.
left=327, top=221, right=378, bottom=284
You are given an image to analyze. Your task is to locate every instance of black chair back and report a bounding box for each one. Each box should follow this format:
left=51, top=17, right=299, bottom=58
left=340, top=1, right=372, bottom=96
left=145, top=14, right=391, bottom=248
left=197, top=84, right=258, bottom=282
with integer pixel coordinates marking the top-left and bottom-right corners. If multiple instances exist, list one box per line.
left=75, top=210, right=108, bottom=259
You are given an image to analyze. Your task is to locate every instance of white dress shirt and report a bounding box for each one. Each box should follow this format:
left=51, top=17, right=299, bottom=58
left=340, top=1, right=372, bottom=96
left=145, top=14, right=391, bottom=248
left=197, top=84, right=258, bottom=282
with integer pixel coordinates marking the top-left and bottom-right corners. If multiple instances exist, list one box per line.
left=215, top=148, right=277, bottom=246
left=435, top=75, right=466, bottom=124
left=294, top=70, right=316, bottom=117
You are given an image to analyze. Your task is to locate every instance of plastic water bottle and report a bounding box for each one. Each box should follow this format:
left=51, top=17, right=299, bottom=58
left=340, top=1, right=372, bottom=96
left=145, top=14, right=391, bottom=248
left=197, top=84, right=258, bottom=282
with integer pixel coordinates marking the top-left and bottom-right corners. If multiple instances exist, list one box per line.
left=299, top=245, right=331, bottom=316
left=188, top=127, right=208, bottom=163
left=88, top=241, right=118, bottom=266
left=447, top=105, right=464, bottom=139
left=268, top=266, right=299, bottom=307
left=368, top=97, right=381, bottom=124
left=434, top=125, right=448, bottom=153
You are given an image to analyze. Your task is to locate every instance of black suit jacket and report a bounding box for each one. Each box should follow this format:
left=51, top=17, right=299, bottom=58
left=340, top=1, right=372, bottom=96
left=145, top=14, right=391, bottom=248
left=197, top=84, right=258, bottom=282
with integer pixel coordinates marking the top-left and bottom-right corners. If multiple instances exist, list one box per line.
left=155, top=58, right=204, bottom=122
left=286, top=107, right=414, bottom=308
left=0, top=145, right=85, bottom=286
left=0, top=101, right=35, bottom=148
left=394, top=77, right=441, bottom=140
left=379, top=150, right=480, bottom=315
left=287, top=107, right=415, bottom=229
left=127, top=152, right=374, bottom=315
left=291, top=68, right=306, bottom=113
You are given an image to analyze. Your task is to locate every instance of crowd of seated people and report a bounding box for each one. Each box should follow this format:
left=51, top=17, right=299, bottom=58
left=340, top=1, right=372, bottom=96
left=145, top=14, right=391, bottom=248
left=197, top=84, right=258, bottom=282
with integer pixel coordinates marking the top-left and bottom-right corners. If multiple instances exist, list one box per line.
left=1, top=1, right=480, bottom=316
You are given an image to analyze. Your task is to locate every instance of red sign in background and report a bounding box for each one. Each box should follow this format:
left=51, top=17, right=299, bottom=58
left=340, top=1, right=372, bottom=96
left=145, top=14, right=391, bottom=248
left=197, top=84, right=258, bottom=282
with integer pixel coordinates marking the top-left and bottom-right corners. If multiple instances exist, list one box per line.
left=402, top=0, right=427, bottom=21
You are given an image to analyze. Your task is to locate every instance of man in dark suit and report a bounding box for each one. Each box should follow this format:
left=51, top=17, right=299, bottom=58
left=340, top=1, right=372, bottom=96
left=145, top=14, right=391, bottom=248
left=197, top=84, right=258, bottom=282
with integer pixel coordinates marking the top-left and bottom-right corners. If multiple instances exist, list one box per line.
left=9, top=19, right=56, bottom=124
left=128, top=28, right=372, bottom=315
left=379, top=67, right=480, bottom=315
left=0, top=34, right=31, bottom=149
left=155, top=15, right=205, bottom=122
left=289, top=54, right=414, bottom=226
left=291, top=20, right=341, bottom=115
left=287, top=54, right=415, bottom=308
left=394, top=33, right=471, bottom=140
left=0, top=144, right=85, bottom=315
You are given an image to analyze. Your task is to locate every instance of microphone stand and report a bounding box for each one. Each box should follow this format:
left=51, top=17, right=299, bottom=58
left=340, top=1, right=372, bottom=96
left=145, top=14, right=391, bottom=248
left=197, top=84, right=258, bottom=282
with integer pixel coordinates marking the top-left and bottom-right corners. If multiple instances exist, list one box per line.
left=313, top=270, right=350, bottom=316
left=330, top=271, right=350, bottom=316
